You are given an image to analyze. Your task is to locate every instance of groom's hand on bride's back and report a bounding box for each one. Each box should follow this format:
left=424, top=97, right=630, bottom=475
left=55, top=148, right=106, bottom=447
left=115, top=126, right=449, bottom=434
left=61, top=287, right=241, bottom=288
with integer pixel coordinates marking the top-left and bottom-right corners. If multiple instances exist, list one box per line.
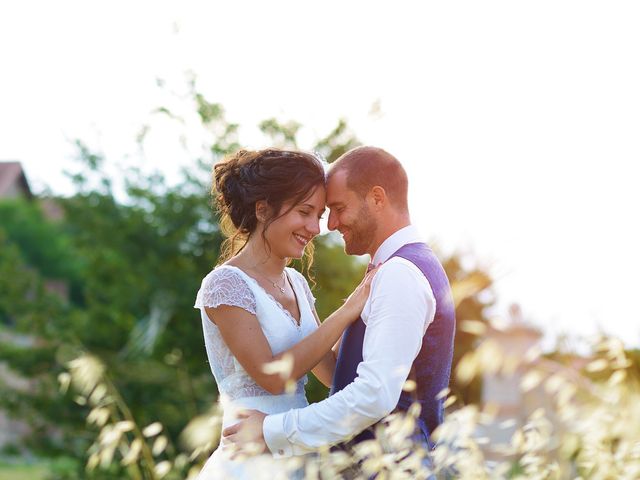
left=222, top=409, right=268, bottom=456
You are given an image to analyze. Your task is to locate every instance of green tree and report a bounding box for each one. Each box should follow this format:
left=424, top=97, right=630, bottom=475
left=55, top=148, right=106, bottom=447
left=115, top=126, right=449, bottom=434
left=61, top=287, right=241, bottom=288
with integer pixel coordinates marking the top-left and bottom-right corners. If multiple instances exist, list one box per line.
left=442, top=254, right=494, bottom=405
left=0, top=83, right=494, bottom=477
left=0, top=85, right=366, bottom=476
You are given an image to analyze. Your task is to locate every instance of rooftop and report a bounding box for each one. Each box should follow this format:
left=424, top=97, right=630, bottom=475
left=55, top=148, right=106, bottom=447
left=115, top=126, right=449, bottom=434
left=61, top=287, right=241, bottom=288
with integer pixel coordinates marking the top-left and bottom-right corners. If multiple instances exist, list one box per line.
left=0, top=161, right=32, bottom=198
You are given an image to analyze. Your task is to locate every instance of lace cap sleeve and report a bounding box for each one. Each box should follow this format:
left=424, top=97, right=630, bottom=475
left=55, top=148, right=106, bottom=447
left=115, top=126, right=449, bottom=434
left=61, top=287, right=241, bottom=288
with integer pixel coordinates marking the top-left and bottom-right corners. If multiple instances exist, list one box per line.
left=194, top=267, right=257, bottom=315
left=289, top=268, right=316, bottom=310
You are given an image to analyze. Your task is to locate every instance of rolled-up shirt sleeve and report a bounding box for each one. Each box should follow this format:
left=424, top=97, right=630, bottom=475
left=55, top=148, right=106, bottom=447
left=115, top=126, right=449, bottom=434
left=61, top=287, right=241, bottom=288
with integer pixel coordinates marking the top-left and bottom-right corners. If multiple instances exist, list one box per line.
left=263, top=259, right=435, bottom=457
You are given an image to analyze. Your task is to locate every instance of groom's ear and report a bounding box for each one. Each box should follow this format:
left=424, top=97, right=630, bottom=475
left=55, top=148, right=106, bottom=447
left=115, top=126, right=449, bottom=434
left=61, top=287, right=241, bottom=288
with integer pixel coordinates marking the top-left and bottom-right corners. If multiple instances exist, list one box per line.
left=369, top=186, right=387, bottom=210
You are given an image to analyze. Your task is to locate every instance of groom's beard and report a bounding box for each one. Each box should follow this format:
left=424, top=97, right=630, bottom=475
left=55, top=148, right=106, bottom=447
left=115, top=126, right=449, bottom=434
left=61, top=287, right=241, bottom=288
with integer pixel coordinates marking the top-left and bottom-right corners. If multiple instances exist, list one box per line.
left=342, top=203, right=377, bottom=256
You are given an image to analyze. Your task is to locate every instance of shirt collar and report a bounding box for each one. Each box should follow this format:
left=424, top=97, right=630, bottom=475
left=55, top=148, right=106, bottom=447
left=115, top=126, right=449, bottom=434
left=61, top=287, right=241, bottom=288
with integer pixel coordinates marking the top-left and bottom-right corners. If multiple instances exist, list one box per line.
left=371, top=224, right=423, bottom=266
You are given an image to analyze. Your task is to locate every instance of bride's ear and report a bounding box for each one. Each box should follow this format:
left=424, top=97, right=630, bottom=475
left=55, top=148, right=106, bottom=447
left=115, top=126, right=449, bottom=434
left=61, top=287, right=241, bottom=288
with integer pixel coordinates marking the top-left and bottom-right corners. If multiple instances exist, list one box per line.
left=255, top=200, right=272, bottom=224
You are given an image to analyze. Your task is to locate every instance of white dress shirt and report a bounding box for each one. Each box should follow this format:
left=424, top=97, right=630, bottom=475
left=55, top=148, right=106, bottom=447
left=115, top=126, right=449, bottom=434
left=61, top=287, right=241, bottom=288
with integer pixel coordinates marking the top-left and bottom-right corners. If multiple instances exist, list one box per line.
left=262, top=225, right=437, bottom=457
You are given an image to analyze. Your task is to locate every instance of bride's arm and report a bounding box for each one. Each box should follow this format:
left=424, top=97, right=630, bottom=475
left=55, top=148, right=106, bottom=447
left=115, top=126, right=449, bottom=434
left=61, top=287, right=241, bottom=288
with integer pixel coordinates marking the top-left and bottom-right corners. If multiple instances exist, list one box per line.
left=310, top=308, right=337, bottom=387
left=306, top=269, right=378, bottom=387
left=206, top=271, right=373, bottom=395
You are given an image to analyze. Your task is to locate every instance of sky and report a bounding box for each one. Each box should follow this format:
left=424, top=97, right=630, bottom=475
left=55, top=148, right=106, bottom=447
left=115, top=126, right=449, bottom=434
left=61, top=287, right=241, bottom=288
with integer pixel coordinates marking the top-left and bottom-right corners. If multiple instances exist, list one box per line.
left=1, top=1, right=639, bottom=348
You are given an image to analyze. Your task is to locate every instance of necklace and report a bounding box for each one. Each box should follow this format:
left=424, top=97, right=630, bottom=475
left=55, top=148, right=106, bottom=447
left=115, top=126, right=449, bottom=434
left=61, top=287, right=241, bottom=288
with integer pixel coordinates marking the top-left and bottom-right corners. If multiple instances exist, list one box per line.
left=253, top=269, right=287, bottom=294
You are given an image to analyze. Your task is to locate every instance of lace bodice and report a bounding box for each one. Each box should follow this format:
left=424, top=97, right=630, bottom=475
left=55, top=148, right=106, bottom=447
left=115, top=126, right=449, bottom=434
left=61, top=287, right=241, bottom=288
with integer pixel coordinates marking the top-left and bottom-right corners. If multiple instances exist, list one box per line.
left=194, top=265, right=317, bottom=400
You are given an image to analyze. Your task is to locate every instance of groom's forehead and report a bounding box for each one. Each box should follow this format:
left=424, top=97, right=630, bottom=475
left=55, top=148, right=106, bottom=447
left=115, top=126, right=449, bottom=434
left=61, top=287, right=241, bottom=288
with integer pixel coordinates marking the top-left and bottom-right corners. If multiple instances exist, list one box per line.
left=326, top=170, right=349, bottom=200
left=327, top=169, right=348, bottom=190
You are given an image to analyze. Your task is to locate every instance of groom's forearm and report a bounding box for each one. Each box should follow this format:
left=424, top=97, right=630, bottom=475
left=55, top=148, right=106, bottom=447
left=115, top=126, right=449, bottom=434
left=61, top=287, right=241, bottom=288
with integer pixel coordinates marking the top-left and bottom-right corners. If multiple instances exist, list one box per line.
left=263, top=363, right=398, bottom=457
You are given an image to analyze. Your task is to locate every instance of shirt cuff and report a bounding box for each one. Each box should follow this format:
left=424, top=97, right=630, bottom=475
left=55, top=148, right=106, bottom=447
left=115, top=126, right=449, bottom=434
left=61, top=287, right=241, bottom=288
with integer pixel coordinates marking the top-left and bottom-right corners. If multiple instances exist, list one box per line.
left=263, top=413, right=292, bottom=458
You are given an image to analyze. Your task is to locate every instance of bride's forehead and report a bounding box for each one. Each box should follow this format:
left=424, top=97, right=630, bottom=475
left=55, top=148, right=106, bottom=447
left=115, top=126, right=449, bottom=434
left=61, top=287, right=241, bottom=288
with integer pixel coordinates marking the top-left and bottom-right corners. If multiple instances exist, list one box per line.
left=306, top=186, right=326, bottom=207
left=285, top=185, right=325, bottom=209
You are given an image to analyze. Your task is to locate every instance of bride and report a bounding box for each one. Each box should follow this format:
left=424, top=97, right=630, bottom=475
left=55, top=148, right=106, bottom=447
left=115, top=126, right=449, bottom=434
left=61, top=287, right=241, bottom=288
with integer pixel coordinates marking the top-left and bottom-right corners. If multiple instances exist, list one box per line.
left=194, top=149, right=374, bottom=479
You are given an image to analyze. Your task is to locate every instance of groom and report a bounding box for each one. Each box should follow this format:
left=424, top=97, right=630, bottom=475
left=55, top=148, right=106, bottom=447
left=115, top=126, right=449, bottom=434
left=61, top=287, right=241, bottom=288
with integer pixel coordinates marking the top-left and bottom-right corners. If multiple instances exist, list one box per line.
left=223, top=146, right=456, bottom=462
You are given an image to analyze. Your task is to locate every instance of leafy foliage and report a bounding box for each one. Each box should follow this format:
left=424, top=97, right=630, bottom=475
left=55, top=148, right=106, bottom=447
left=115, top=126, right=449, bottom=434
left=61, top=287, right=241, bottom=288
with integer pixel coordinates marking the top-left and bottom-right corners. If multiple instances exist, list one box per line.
left=0, top=86, right=495, bottom=477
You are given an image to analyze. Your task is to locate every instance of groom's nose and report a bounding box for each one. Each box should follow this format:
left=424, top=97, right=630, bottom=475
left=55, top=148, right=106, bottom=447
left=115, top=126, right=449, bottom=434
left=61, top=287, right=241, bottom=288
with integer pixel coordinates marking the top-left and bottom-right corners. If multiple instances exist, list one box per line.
left=327, top=210, right=339, bottom=231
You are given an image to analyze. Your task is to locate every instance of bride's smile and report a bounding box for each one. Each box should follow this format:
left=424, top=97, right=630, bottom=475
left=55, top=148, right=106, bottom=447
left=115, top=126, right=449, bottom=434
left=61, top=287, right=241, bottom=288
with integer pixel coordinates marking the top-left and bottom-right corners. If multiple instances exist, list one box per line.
left=262, top=185, right=326, bottom=259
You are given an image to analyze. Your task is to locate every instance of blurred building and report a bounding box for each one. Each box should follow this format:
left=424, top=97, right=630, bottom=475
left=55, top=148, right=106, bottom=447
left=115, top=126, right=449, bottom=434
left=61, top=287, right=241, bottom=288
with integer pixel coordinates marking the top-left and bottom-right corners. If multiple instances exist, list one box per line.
left=0, top=161, right=63, bottom=452
left=477, top=304, right=590, bottom=470
left=479, top=315, right=548, bottom=448
left=478, top=306, right=550, bottom=454
left=1, top=161, right=67, bottom=300
left=0, top=161, right=32, bottom=199
left=0, top=162, right=33, bottom=451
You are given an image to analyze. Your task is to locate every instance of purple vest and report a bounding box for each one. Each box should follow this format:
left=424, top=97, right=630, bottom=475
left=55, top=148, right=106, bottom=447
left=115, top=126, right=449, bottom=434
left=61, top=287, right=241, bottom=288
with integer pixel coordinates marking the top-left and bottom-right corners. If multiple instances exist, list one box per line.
left=330, top=242, right=456, bottom=449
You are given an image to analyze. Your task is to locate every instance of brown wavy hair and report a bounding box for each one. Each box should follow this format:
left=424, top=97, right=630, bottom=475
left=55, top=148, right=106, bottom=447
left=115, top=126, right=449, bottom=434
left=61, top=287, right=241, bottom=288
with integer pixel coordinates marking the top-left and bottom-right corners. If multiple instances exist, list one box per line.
left=212, top=148, right=326, bottom=275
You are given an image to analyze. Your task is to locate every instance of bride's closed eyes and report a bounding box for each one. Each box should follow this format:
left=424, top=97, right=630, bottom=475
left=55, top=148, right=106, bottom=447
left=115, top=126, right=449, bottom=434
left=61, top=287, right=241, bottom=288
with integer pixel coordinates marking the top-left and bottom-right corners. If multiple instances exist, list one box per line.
left=298, top=206, right=325, bottom=219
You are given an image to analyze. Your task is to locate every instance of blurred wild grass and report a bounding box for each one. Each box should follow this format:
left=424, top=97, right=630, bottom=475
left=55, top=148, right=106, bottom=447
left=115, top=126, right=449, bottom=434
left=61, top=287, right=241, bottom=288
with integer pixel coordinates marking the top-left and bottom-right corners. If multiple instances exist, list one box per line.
left=52, top=332, right=640, bottom=479
left=0, top=464, right=47, bottom=480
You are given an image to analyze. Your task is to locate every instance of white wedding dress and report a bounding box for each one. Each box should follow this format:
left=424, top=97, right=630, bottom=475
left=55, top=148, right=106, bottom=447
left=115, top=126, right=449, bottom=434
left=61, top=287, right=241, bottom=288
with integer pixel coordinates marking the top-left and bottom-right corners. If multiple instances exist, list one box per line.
left=194, top=265, right=318, bottom=479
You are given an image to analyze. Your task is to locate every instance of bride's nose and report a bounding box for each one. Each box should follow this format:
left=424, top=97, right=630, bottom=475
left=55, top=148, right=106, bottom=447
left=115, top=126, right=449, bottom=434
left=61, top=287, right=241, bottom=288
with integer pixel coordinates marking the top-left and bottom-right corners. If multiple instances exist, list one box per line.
left=306, top=218, right=321, bottom=236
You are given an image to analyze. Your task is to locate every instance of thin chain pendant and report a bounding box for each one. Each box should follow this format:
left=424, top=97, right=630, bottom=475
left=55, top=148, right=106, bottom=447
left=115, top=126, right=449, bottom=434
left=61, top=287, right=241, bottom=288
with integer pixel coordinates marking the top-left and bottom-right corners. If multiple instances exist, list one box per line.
left=272, top=282, right=285, bottom=294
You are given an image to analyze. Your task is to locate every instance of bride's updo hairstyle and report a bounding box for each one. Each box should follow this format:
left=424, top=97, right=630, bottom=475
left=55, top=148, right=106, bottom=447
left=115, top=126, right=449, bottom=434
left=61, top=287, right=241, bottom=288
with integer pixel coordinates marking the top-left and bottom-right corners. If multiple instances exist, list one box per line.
left=213, top=148, right=325, bottom=268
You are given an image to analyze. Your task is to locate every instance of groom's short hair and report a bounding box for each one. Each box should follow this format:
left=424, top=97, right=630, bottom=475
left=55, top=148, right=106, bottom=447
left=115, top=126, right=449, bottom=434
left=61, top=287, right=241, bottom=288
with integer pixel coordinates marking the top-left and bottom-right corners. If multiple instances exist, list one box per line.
left=329, top=146, right=409, bottom=211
